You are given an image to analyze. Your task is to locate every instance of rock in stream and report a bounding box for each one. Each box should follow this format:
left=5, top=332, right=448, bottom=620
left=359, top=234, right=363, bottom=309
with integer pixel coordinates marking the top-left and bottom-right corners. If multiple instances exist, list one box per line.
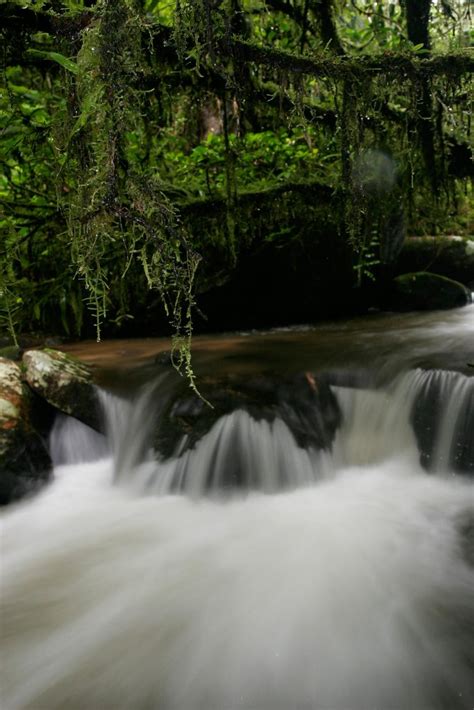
left=0, top=358, right=52, bottom=504
left=23, top=348, right=101, bottom=432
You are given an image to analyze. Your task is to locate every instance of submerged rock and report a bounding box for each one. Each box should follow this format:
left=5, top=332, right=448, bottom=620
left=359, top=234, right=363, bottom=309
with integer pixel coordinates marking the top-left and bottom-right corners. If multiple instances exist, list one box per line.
left=154, top=372, right=341, bottom=462
left=149, top=371, right=342, bottom=492
left=23, top=348, right=101, bottom=432
left=391, top=272, right=471, bottom=311
left=0, top=358, right=51, bottom=505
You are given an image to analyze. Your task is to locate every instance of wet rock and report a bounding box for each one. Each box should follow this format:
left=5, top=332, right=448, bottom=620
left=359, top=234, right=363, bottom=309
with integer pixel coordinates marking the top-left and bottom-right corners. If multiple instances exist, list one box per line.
left=0, top=358, right=51, bottom=505
left=23, top=349, right=101, bottom=432
left=411, top=370, right=474, bottom=475
left=154, top=371, right=341, bottom=460
left=391, top=272, right=471, bottom=311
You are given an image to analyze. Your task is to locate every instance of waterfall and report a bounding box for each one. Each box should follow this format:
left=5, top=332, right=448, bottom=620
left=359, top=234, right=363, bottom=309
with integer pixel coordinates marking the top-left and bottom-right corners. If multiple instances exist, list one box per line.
left=155, top=410, right=334, bottom=494
left=49, top=413, right=109, bottom=466
left=411, top=369, right=474, bottom=474
left=72, top=367, right=471, bottom=495
left=1, top=315, right=474, bottom=709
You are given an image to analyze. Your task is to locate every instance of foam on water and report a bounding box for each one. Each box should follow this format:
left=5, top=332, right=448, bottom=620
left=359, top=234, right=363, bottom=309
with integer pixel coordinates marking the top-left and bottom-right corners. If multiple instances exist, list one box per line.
left=1, top=309, right=474, bottom=708
left=1, top=455, right=473, bottom=709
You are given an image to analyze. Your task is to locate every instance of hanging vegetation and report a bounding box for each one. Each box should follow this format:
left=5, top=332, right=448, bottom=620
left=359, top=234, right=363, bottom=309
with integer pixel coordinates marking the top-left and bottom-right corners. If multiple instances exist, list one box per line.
left=1, top=0, right=472, bottom=370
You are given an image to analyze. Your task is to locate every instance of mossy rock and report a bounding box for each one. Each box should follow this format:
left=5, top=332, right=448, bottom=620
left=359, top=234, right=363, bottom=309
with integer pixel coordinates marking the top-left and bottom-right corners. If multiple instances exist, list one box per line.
left=391, top=272, right=471, bottom=311
left=0, top=345, right=21, bottom=361
left=0, top=358, right=51, bottom=505
left=396, top=237, right=474, bottom=289
left=22, top=349, right=101, bottom=432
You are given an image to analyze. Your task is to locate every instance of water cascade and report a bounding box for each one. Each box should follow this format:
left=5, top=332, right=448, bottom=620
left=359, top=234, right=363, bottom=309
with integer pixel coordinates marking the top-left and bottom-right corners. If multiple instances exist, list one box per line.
left=1, top=308, right=473, bottom=710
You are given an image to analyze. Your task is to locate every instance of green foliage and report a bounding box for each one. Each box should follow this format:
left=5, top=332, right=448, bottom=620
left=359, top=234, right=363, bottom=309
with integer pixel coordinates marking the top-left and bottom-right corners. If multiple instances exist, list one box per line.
left=26, top=49, right=79, bottom=74
left=162, top=128, right=328, bottom=196
left=0, top=0, right=472, bottom=357
left=353, top=230, right=381, bottom=285
left=0, top=60, right=75, bottom=338
left=0, top=272, right=21, bottom=348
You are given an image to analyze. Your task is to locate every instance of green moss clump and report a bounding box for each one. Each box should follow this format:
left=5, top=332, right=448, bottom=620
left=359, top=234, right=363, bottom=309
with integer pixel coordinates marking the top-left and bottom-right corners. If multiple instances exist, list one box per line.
left=392, top=271, right=471, bottom=311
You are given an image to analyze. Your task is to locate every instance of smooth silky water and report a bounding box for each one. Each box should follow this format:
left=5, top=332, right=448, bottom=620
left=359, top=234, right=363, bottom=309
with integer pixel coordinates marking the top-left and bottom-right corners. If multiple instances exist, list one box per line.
left=1, top=306, right=473, bottom=710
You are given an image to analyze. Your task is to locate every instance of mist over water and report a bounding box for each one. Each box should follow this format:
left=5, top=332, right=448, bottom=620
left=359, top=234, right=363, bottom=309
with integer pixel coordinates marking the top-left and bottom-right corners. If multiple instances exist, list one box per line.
left=1, top=308, right=474, bottom=710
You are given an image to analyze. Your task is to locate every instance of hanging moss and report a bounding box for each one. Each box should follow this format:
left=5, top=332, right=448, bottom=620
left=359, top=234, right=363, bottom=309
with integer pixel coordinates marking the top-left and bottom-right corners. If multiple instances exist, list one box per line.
left=53, top=0, right=204, bottom=390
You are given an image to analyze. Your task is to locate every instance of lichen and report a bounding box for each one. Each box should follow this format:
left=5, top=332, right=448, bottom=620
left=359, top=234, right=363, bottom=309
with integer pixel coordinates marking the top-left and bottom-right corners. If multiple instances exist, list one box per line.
left=23, top=349, right=100, bottom=429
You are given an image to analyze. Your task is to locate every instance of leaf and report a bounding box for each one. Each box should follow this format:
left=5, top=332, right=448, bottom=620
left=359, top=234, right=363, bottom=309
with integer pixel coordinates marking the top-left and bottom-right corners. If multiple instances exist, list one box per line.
left=7, top=84, right=40, bottom=100
left=411, top=43, right=429, bottom=54
left=26, top=49, right=79, bottom=75
left=68, top=88, right=101, bottom=139
left=59, top=290, right=70, bottom=335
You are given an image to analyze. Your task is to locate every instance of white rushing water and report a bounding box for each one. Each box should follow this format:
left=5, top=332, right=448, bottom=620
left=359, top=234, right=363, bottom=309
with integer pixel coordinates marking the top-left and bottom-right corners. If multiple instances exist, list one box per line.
left=1, top=318, right=474, bottom=709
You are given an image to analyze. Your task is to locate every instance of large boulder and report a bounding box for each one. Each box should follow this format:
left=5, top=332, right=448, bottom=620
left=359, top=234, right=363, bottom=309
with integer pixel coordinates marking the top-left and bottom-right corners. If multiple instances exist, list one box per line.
left=151, top=371, right=341, bottom=492
left=23, top=348, right=101, bottom=432
left=396, top=236, right=474, bottom=290
left=0, top=358, right=51, bottom=504
left=155, top=372, right=341, bottom=459
left=391, top=272, right=471, bottom=311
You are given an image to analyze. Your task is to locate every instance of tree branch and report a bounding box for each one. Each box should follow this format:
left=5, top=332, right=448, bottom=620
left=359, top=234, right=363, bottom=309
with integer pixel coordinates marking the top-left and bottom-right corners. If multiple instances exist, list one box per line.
left=2, top=4, right=472, bottom=80
left=179, top=179, right=334, bottom=216
left=230, top=39, right=474, bottom=79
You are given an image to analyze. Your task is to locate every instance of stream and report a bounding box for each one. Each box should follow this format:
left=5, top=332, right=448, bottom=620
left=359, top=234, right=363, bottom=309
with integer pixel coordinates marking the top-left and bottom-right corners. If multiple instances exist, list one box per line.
left=1, top=305, right=473, bottom=709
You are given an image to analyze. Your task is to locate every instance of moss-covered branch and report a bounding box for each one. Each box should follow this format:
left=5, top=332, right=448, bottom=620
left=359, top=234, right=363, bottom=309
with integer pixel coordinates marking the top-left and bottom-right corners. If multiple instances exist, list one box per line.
left=3, top=4, right=472, bottom=80
left=179, top=179, right=334, bottom=216
left=0, top=2, right=94, bottom=35
left=230, top=40, right=474, bottom=79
